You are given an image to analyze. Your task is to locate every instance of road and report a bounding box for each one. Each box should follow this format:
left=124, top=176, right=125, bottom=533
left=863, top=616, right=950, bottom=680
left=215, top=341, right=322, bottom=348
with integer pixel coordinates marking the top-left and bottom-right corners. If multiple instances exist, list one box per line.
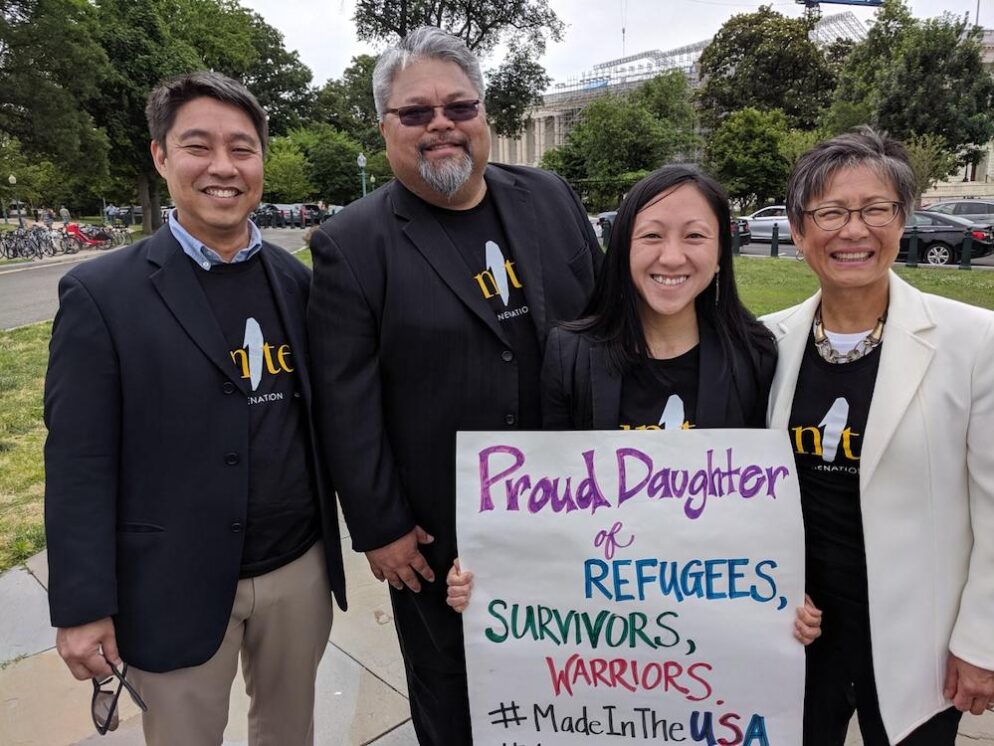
left=0, top=229, right=309, bottom=330
left=4, top=229, right=990, bottom=330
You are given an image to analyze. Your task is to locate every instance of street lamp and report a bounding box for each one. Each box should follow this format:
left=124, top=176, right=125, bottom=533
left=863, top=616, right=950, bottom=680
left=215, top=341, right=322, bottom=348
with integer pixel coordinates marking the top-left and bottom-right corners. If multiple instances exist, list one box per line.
left=369, top=174, right=377, bottom=191
left=357, top=152, right=368, bottom=197
left=8, top=174, right=23, bottom=228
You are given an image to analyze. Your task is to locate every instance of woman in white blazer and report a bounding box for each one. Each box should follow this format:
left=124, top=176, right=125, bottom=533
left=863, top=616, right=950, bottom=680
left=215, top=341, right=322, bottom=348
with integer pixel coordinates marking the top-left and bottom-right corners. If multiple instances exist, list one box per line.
left=763, top=128, right=994, bottom=745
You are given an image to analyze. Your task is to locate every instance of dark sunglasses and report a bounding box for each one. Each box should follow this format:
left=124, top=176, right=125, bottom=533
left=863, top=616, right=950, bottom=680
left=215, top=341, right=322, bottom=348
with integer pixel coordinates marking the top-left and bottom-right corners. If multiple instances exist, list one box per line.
left=91, top=661, right=148, bottom=735
left=385, top=99, right=481, bottom=127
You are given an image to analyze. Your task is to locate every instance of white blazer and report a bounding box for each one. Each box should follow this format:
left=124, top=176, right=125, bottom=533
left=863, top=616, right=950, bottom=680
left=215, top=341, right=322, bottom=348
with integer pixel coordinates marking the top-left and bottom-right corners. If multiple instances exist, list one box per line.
left=763, top=271, right=994, bottom=742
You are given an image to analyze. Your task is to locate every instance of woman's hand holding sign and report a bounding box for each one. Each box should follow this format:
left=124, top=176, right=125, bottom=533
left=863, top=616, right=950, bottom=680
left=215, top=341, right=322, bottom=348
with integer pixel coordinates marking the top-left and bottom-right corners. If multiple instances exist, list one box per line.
left=447, top=559, right=474, bottom=612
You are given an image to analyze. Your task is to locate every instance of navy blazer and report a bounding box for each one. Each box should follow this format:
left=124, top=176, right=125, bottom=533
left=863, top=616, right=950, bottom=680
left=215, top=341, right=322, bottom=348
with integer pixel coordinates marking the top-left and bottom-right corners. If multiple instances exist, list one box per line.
left=541, top=321, right=776, bottom=430
left=44, top=227, right=346, bottom=673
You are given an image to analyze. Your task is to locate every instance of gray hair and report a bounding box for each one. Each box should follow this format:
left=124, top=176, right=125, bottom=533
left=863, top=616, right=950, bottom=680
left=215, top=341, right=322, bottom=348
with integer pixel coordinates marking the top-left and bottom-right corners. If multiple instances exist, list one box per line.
left=146, top=71, right=269, bottom=155
left=786, top=126, right=915, bottom=236
left=372, top=26, right=486, bottom=121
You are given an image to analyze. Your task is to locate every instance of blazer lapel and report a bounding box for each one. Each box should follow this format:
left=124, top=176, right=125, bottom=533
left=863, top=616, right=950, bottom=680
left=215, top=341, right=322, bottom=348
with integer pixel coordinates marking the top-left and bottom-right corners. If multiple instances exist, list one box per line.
left=487, top=168, right=548, bottom=344
left=392, top=181, right=509, bottom=345
left=695, top=320, right=733, bottom=428
left=260, top=246, right=310, bottom=399
left=147, top=228, right=251, bottom=394
left=768, top=293, right=822, bottom=429
left=589, top=345, right=622, bottom=429
left=860, top=274, right=935, bottom=490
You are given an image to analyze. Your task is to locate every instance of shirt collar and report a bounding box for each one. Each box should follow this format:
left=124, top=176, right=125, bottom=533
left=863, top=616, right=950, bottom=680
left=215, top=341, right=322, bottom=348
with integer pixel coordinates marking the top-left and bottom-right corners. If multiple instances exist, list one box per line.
left=167, top=209, right=263, bottom=271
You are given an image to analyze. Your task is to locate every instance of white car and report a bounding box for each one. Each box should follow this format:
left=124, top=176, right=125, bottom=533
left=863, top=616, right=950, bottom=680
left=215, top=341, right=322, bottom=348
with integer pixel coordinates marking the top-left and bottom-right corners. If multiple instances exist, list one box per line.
left=743, top=205, right=791, bottom=241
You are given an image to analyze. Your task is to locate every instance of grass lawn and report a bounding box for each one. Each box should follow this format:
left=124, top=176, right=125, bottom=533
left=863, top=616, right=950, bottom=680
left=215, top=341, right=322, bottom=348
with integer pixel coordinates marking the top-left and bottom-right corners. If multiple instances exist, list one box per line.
left=0, top=322, right=51, bottom=571
left=0, top=257, right=992, bottom=573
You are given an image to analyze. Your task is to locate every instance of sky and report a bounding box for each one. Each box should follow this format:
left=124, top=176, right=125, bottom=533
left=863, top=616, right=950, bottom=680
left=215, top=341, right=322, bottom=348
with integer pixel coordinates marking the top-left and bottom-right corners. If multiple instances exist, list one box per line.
left=239, top=0, right=988, bottom=88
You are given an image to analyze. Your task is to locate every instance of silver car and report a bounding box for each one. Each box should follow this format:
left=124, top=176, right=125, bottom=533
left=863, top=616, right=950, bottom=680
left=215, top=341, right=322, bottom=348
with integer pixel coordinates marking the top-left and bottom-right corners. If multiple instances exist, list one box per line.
left=743, top=205, right=791, bottom=241
left=923, top=199, right=994, bottom=224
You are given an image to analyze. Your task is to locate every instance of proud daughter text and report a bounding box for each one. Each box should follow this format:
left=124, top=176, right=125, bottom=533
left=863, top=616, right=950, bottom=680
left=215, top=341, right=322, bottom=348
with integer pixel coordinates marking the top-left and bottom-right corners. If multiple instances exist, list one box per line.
left=477, top=446, right=791, bottom=520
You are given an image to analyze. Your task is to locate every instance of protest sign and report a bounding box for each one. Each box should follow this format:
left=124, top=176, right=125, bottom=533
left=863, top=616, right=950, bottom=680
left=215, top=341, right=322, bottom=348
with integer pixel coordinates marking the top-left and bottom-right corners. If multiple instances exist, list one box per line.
left=456, top=429, right=804, bottom=745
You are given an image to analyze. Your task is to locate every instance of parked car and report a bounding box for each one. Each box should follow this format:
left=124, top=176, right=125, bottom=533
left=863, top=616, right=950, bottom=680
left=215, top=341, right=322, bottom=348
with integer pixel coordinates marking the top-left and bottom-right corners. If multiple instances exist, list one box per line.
left=900, top=211, right=994, bottom=265
left=923, top=199, right=994, bottom=224
left=743, top=205, right=790, bottom=241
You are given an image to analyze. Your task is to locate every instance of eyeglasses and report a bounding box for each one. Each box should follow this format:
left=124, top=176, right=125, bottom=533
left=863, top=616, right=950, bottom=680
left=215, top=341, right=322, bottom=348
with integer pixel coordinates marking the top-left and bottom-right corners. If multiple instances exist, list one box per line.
left=384, top=99, right=481, bottom=127
left=91, top=661, right=148, bottom=735
left=803, top=201, right=903, bottom=232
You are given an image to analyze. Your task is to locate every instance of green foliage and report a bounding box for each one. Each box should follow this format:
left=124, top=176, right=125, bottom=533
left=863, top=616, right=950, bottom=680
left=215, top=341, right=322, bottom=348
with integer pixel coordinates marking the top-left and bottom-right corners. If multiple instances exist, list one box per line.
left=780, top=128, right=824, bottom=168
left=830, top=0, right=994, bottom=166
left=313, top=55, right=380, bottom=151
left=630, top=71, right=698, bottom=137
left=550, top=96, right=685, bottom=211
left=541, top=73, right=699, bottom=211
left=287, top=124, right=382, bottom=205
left=818, top=99, right=874, bottom=136
left=238, top=12, right=315, bottom=136
left=264, top=139, right=313, bottom=202
left=903, top=134, right=958, bottom=202
left=0, top=0, right=111, bottom=171
left=352, top=0, right=564, bottom=54
left=697, top=6, right=836, bottom=130
left=485, top=45, right=550, bottom=137
left=705, top=108, right=791, bottom=211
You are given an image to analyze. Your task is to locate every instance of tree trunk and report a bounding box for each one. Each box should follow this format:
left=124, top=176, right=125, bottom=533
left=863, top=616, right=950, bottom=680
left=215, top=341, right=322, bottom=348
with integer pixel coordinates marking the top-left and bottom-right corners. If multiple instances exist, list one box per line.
left=138, top=172, right=152, bottom=235
left=150, top=176, right=163, bottom=231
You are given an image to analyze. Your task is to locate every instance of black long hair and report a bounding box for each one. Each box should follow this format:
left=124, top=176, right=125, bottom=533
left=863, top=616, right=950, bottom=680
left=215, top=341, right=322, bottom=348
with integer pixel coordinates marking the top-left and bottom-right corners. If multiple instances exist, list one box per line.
left=566, top=165, right=774, bottom=378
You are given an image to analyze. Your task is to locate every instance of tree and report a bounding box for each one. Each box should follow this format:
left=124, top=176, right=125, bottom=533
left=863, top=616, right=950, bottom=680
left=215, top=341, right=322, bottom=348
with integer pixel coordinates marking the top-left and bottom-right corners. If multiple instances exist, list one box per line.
left=352, top=0, right=565, bottom=135
left=540, top=96, right=685, bottom=210
left=353, top=0, right=563, bottom=54
left=705, top=108, right=791, bottom=211
left=238, top=13, right=315, bottom=137
left=830, top=0, right=994, bottom=167
left=629, top=72, right=700, bottom=157
left=485, top=45, right=549, bottom=137
left=313, top=55, right=380, bottom=150
left=874, top=15, right=994, bottom=165
left=903, top=134, right=957, bottom=203
left=0, top=0, right=111, bottom=171
left=697, top=6, right=836, bottom=130
left=287, top=124, right=366, bottom=205
left=264, top=139, right=313, bottom=201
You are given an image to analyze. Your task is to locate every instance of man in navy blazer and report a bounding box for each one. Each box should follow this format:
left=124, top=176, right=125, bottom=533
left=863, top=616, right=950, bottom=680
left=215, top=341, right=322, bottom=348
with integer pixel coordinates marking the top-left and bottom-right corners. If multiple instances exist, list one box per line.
left=44, top=71, right=345, bottom=744
left=308, top=27, right=602, bottom=745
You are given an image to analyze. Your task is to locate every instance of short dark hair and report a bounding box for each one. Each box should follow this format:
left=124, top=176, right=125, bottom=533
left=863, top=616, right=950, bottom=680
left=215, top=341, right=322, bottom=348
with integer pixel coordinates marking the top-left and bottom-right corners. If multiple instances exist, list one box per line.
left=145, top=71, right=268, bottom=154
left=568, top=165, right=773, bottom=377
left=786, top=126, right=915, bottom=236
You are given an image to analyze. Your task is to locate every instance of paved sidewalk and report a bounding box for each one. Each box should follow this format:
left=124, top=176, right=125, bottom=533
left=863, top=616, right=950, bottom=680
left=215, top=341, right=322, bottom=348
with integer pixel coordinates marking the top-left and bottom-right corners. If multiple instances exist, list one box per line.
left=2, top=530, right=992, bottom=744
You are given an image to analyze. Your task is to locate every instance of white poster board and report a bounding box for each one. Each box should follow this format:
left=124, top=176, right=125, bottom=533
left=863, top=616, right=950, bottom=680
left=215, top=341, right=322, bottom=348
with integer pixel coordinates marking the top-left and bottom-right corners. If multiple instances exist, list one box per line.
left=456, top=429, right=804, bottom=745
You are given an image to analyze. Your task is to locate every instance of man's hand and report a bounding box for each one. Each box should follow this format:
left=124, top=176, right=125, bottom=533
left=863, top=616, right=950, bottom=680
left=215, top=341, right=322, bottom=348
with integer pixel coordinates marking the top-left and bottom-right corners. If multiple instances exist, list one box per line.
left=365, top=526, right=435, bottom=592
left=56, top=617, right=120, bottom=680
left=944, top=652, right=994, bottom=715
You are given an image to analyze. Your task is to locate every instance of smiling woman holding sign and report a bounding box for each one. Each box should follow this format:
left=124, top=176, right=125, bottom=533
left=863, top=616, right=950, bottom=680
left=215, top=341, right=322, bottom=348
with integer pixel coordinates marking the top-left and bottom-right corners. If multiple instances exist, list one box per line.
left=764, top=128, right=994, bottom=745
left=448, top=166, right=822, bottom=645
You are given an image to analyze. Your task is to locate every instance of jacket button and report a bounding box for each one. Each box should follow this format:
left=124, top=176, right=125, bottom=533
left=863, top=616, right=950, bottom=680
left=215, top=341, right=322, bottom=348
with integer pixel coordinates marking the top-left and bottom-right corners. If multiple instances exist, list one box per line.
left=230, top=522, right=243, bottom=533
left=501, top=350, right=514, bottom=362
left=224, top=452, right=240, bottom=465
left=222, top=382, right=236, bottom=394
left=505, top=413, right=516, bottom=426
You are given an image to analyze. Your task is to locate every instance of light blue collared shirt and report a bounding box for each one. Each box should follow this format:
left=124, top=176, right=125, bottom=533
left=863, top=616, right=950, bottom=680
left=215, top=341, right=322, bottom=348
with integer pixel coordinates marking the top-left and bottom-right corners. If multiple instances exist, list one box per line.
left=167, top=209, right=263, bottom=271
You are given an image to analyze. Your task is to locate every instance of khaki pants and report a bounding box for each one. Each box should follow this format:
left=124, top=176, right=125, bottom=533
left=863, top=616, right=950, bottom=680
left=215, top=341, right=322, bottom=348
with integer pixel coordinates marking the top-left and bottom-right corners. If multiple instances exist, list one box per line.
left=130, top=541, right=334, bottom=746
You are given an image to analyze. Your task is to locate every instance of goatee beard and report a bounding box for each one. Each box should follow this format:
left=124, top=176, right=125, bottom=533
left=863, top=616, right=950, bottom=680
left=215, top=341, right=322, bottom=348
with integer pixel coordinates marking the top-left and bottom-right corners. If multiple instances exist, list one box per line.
left=417, top=147, right=474, bottom=199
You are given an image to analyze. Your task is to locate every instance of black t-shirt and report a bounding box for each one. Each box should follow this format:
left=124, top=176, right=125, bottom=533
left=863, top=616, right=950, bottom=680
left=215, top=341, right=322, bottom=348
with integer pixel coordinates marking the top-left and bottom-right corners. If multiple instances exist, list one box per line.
left=429, top=193, right=542, bottom=427
left=618, top=346, right=699, bottom=430
left=788, top=333, right=881, bottom=603
left=194, top=254, right=320, bottom=577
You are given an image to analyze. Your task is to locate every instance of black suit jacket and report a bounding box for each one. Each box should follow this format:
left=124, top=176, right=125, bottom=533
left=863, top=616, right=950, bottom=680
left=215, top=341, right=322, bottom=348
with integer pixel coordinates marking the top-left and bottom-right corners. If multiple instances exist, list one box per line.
left=541, top=322, right=776, bottom=429
left=307, top=165, right=602, bottom=571
left=44, top=227, right=346, bottom=673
